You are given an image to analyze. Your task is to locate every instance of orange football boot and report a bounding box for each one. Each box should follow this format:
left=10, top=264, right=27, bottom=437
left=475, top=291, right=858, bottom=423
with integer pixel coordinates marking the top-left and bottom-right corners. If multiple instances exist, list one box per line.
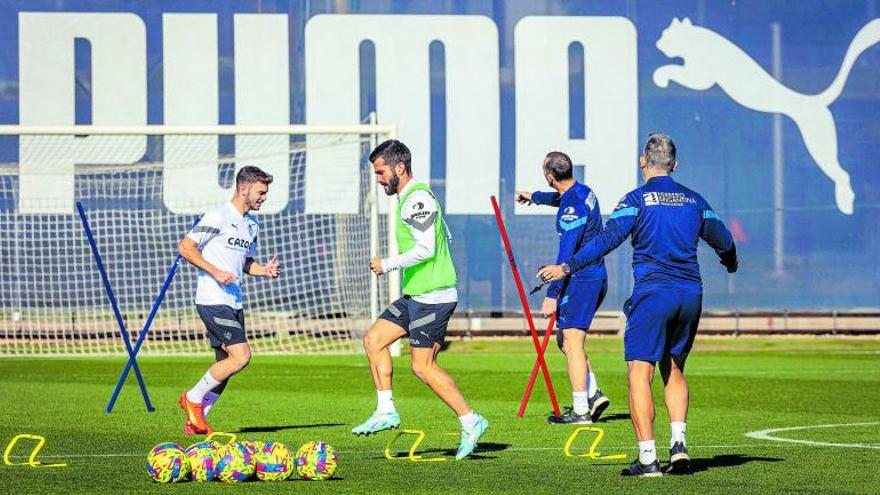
left=179, top=393, right=213, bottom=435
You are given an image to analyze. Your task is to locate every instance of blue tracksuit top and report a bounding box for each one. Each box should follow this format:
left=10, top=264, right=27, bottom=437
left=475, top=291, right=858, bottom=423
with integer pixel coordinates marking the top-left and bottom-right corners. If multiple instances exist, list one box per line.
left=565, top=176, right=737, bottom=290
left=531, top=182, right=608, bottom=298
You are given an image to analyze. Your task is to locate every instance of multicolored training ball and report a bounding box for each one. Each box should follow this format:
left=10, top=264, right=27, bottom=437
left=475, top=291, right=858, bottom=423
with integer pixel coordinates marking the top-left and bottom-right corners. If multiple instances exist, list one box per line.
left=294, top=441, right=338, bottom=480
left=240, top=438, right=265, bottom=456
left=146, top=442, right=189, bottom=483
left=215, top=441, right=255, bottom=483
left=255, top=441, right=294, bottom=481
left=185, top=441, right=219, bottom=482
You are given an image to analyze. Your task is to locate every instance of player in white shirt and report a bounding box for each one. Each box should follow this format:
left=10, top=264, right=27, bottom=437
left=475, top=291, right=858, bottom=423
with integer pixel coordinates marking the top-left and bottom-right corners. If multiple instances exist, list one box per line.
left=176, top=166, right=280, bottom=435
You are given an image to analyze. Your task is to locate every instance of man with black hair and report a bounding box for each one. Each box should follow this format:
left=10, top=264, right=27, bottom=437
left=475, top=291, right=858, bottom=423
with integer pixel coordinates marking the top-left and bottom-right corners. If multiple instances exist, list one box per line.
left=539, top=134, right=738, bottom=477
left=353, top=139, right=488, bottom=460
left=516, top=151, right=611, bottom=425
left=177, top=166, right=281, bottom=435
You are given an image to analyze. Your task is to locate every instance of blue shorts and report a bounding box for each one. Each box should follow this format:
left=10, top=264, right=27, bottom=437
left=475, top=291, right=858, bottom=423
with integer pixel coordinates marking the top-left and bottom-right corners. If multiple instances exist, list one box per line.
left=556, top=278, right=607, bottom=331
left=622, top=289, right=702, bottom=362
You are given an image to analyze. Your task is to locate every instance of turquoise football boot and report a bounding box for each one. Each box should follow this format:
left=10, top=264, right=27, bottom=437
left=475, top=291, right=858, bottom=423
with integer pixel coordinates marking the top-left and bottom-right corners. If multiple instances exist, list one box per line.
left=351, top=410, right=401, bottom=436
left=455, top=413, right=489, bottom=460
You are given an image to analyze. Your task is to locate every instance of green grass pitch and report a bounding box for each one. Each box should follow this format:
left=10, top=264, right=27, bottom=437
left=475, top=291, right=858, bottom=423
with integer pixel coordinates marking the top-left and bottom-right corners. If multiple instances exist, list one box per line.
left=1, top=336, right=879, bottom=494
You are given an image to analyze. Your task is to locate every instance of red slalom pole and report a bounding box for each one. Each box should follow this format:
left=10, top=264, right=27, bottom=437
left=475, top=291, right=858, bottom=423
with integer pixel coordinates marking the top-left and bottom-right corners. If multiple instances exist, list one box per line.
left=518, top=315, right=556, bottom=417
left=490, top=196, right=561, bottom=417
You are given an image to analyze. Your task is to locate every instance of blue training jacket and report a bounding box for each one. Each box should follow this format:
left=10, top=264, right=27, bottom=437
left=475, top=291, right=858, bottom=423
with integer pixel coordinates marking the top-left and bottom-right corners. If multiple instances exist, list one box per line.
left=565, top=176, right=737, bottom=289
left=532, top=182, right=608, bottom=298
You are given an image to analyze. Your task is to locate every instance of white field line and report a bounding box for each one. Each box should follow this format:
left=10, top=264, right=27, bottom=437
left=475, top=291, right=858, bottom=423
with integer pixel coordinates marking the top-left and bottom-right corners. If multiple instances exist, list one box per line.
left=8, top=424, right=880, bottom=461
left=3, top=443, right=858, bottom=460
left=744, top=422, right=880, bottom=449
left=9, top=424, right=880, bottom=461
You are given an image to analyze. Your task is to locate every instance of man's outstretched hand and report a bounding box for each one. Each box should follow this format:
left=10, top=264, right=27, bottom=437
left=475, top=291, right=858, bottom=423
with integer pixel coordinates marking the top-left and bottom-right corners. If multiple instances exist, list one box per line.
left=515, top=191, right=533, bottom=205
left=264, top=256, right=280, bottom=278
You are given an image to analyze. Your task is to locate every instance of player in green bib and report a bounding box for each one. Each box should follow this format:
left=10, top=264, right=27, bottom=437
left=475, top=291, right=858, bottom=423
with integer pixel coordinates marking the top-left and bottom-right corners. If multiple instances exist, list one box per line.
left=351, top=140, right=489, bottom=459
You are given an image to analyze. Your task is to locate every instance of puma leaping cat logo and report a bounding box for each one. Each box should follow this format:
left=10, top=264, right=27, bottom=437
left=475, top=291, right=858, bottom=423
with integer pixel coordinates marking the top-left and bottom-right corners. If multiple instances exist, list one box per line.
left=653, top=17, right=880, bottom=215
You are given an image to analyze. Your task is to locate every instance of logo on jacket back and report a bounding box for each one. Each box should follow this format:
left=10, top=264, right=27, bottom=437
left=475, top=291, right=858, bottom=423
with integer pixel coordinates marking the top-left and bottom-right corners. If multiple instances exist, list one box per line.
left=560, top=206, right=578, bottom=222
left=653, top=17, right=880, bottom=215
left=643, top=191, right=695, bottom=207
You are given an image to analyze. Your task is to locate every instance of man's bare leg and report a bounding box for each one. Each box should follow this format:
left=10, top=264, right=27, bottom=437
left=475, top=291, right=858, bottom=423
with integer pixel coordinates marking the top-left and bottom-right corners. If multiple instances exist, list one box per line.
left=561, top=329, right=589, bottom=394
left=363, top=319, right=407, bottom=391
left=627, top=360, right=660, bottom=469
left=660, top=353, right=691, bottom=471
left=410, top=344, right=489, bottom=459
left=207, top=343, right=251, bottom=382
left=409, top=345, right=472, bottom=415
left=182, top=342, right=251, bottom=434
left=550, top=329, right=608, bottom=423
left=352, top=319, right=406, bottom=435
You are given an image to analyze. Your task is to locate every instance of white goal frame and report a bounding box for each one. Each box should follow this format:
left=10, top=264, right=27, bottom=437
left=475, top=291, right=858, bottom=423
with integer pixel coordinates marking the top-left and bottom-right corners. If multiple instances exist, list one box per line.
left=0, top=123, right=402, bottom=356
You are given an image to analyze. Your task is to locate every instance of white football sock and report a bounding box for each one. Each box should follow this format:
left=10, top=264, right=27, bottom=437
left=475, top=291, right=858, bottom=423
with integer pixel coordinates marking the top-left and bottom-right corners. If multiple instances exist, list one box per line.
left=671, top=421, right=686, bottom=447
left=638, top=440, right=657, bottom=465
left=186, top=370, right=220, bottom=403
left=203, top=391, right=220, bottom=416
left=459, top=411, right=479, bottom=428
left=572, top=391, right=590, bottom=416
left=587, top=371, right=599, bottom=397
left=376, top=389, right=396, bottom=414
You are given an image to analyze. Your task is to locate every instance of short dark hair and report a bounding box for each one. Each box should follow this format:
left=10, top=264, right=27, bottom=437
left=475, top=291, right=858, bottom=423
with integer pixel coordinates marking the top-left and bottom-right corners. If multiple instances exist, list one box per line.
left=644, top=133, right=677, bottom=172
left=369, top=139, right=412, bottom=175
left=543, top=151, right=573, bottom=181
left=236, top=166, right=274, bottom=187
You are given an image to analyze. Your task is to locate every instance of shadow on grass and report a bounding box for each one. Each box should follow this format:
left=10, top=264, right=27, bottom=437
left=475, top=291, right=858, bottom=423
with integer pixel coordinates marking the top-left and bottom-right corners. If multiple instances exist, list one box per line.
left=595, top=413, right=630, bottom=423
left=237, top=423, right=346, bottom=433
left=672, top=454, right=784, bottom=475
left=383, top=442, right=511, bottom=461
left=542, top=412, right=631, bottom=423
left=289, top=477, right=345, bottom=482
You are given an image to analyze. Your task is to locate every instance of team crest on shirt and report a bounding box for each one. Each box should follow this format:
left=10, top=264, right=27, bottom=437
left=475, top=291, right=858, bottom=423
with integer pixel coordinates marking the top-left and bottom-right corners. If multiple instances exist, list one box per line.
left=246, top=217, right=259, bottom=238
left=407, top=199, right=435, bottom=230
left=560, top=206, right=579, bottom=222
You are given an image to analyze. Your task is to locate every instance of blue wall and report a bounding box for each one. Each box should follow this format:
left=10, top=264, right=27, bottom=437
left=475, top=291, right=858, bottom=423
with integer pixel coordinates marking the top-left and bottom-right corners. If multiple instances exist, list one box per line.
left=1, top=1, right=878, bottom=313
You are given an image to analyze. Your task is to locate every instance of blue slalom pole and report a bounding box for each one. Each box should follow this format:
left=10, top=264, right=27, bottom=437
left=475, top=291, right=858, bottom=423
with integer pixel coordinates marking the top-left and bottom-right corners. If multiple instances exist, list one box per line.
left=105, top=216, right=197, bottom=414
left=75, top=201, right=154, bottom=413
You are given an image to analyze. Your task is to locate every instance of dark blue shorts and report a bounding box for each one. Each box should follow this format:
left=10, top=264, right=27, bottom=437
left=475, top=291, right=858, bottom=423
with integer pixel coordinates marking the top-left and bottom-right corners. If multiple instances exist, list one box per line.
left=379, top=296, right=457, bottom=348
left=622, top=289, right=702, bottom=362
left=196, top=304, right=247, bottom=348
left=556, top=278, right=607, bottom=330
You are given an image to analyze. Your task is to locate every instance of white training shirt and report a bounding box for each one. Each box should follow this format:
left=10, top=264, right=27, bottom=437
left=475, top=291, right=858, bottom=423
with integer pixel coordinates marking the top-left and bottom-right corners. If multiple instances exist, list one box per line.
left=186, top=202, right=259, bottom=309
left=381, top=180, right=458, bottom=304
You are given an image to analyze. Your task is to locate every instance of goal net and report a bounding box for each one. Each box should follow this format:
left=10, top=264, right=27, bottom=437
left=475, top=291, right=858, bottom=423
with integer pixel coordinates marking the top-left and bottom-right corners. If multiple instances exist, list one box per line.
left=0, top=125, right=397, bottom=356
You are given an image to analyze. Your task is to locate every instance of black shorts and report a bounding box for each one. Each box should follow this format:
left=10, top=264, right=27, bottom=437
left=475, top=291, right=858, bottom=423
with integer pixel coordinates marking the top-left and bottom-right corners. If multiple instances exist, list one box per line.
left=196, top=304, right=247, bottom=348
left=379, top=296, right=457, bottom=348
